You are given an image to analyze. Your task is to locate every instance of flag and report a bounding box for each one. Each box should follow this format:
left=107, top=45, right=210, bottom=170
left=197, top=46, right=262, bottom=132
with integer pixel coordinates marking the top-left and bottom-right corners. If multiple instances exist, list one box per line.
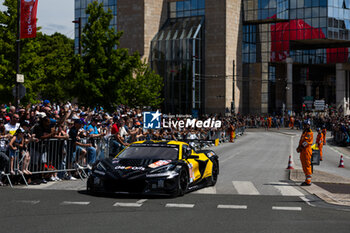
left=20, top=0, right=38, bottom=39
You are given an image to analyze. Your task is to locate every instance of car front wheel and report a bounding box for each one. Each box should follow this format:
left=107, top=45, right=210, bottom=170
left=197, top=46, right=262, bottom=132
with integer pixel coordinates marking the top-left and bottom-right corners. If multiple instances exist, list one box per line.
left=175, top=169, right=189, bottom=197
left=208, top=161, right=218, bottom=186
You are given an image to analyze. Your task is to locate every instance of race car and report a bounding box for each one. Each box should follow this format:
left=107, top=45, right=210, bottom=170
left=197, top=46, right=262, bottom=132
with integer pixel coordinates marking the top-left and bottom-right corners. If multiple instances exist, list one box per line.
left=87, top=140, right=219, bottom=196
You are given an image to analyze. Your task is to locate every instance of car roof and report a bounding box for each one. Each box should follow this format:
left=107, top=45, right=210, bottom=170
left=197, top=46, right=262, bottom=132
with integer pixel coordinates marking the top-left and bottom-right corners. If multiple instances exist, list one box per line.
left=132, top=140, right=187, bottom=147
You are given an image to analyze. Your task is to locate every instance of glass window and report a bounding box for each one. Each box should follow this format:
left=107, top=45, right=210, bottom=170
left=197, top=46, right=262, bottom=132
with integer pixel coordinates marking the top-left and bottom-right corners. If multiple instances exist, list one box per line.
left=304, top=0, right=312, bottom=7
left=312, top=0, right=319, bottom=7
left=312, top=7, right=319, bottom=17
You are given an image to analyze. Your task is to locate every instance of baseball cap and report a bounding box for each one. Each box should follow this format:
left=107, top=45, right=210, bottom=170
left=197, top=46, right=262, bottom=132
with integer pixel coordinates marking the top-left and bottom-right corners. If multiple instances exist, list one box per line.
left=43, top=100, right=50, bottom=105
left=304, top=120, right=311, bottom=125
left=74, top=119, right=84, bottom=125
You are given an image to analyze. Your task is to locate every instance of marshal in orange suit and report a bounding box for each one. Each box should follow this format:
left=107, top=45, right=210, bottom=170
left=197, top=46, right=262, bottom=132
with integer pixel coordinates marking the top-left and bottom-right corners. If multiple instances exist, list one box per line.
left=316, top=128, right=324, bottom=161
left=296, top=120, right=313, bottom=186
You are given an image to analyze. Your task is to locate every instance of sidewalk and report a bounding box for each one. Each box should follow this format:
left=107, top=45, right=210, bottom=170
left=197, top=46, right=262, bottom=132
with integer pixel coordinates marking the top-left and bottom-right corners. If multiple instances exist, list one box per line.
left=290, top=169, right=350, bottom=207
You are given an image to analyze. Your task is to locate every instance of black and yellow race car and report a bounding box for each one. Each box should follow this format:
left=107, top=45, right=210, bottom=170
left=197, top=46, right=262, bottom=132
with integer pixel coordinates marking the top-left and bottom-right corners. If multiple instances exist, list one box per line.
left=87, top=140, right=219, bottom=196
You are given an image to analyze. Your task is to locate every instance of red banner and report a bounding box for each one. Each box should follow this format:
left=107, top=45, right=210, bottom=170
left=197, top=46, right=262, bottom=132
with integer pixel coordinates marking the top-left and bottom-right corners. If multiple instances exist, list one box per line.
left=20, top=0, right=38, bottom=39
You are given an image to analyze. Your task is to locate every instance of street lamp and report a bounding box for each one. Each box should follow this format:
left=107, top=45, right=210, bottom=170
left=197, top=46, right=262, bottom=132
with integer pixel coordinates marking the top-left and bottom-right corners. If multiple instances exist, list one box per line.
left=72, top=17, right=82, bottom=55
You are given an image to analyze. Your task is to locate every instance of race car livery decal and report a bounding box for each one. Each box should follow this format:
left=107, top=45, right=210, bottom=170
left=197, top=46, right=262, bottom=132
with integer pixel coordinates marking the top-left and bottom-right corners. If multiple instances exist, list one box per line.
left=148, top=160, right=171, bottom=168
left=115, top=166, right=145, bottom=171
left=188, top=163, right=195, bottom=183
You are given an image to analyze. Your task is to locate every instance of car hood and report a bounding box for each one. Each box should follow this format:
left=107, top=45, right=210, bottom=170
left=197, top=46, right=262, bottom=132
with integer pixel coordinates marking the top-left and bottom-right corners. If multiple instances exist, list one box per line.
left=104, top=158, right=175, bottom=179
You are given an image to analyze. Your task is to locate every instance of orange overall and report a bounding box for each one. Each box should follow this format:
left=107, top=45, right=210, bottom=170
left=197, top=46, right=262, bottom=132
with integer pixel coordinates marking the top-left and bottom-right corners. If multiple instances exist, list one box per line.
left=289, top=117, right=294, bottom=129
left=299, top=129, right=313, bottom=184
left=229, top=125, right=235, bottom=143
left=316, top=132, right=324, bottom=161
left=322, top=128, right=327, bottom=145
left=267, top=117, right=272, bottom=129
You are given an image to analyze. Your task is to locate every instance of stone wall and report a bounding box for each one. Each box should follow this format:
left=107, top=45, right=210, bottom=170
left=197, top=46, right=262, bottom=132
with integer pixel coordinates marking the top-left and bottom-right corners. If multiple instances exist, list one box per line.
left=118, top=0, right=166, bottom=60
left=205, top=0, right=242, bottom=114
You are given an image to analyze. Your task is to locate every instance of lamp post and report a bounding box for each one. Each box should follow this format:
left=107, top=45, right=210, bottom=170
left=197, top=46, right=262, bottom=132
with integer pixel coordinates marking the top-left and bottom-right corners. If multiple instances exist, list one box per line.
left=15, top=0, right=20, bottom=107
left=72, top=17, right=82, bottom=55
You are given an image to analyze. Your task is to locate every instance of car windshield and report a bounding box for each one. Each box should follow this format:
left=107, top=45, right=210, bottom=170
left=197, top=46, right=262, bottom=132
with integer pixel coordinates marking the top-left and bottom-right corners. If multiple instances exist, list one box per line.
left=117, top=144, right=179, bottom=160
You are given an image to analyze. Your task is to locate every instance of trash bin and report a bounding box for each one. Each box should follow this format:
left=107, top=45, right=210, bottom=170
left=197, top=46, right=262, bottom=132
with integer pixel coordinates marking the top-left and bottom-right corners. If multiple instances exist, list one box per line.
left=311, top=149, right=320, bottom=166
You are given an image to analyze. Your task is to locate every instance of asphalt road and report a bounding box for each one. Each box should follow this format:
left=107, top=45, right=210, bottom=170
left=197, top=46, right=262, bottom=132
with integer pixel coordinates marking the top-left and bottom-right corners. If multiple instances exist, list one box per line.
left=1, top=129, right=350, bottom=233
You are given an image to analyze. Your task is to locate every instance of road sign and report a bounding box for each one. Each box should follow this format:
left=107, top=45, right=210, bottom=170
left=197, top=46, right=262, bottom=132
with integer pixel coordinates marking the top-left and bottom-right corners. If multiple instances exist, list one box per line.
left=314, top=100, right=325, bottom=111
left=12, top=84, right=26, bottom=99
left=16, top=74, right=24, bottom=83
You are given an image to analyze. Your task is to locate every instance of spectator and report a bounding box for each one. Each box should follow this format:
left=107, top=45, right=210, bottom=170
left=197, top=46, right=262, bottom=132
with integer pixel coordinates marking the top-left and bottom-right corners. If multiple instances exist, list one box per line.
left=68, top=119, right=94, bottom=179
left=0, top=107, right=9, bottom=123
left=8, top=128, right=25, bottom=175
left=5, top=114, right=20, bottom=135
left=0, top=118, right=10, bottom=185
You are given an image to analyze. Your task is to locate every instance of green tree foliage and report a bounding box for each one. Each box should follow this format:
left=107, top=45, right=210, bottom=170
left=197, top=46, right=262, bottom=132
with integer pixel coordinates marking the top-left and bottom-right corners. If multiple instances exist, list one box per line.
left=0, top=0, right=18, bottom=102
left=118, top=59, right=163, bottom=108
left=0, top=0, right=74, bottom=104
left=21, top=33, right=74, bottom=103
left=72, top=1, right=163, bottom=110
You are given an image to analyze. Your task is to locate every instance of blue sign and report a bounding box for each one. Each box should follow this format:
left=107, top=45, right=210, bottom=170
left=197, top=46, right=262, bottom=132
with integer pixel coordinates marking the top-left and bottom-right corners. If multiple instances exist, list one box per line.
left=143, top=110, right=161, bottom=129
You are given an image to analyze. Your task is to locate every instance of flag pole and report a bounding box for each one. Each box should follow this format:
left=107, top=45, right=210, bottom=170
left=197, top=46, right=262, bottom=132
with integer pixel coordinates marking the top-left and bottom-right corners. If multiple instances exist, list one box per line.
left=16, top=0, right=21, bottom=107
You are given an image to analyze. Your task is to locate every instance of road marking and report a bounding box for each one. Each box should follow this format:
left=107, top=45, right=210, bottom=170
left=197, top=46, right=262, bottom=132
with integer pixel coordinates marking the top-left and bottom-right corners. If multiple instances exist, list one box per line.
left=136, top=199, right=148, bottom=204
left=17, top=200, right=40, bottom=205
left=193, top=186, right=217, bottom=194
left=217, top=205, right=247, bottom=209
left=165, top=203, right=195, bottom=208
left=113, top=202, right=142, bottom=207
left=61, top=201, right=90, bottom=205
left=232, top=181, right=260, bottom=195
left=272, top=206, right=302, bottom=211
left=328, top=146, right=350, bottom=159
left=271, top=182, right=305, bottom=196
left=300, top=196, right=316, bottom=207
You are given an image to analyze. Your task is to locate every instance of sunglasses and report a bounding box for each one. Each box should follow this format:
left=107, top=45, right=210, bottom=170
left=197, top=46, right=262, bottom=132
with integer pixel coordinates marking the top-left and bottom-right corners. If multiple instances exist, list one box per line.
left=14, top=117, right=19, bottom=120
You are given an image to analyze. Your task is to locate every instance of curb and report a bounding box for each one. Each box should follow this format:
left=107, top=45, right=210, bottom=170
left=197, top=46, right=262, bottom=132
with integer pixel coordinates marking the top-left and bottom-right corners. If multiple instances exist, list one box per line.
left=289, top=169, right=350, bottom=207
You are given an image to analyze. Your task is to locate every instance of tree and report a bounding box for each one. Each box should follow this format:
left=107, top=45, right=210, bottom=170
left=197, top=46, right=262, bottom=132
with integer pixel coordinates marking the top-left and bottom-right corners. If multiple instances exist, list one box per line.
left=21, top=32, right=74, bottom=103
left=71, top=1, right=137, bottom=110
left=0, top=0, right=18, bottom=102
left=117, top=59, right=163, bottom=108
left=72, top=1, right=163, bottom=111
left=0, top=0, right=74, bottom=104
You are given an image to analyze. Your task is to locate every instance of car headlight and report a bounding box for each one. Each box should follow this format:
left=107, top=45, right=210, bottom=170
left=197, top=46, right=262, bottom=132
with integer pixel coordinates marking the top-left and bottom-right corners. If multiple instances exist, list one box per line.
left=146, top=165, right=178, bottom=178
left=146, top=171, right=179, bottom=179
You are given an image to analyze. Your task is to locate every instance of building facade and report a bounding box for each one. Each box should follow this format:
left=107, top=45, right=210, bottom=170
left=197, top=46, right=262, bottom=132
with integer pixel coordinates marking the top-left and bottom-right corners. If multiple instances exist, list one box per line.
left=75, top=0, right=350, bottom=115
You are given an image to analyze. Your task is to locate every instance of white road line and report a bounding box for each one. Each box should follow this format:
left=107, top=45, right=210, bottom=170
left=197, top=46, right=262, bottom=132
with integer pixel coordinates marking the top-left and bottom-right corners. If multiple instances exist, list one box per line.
left=328, top=146, right=350, bottom=159
left=136, top=199, right=148, bottom=204
left=17, top=200, right=40, bottom=205
left=232, top=181, right=260, bottom=195
left=272, top=206, right=302, bottom=211
left=300, top=196, right=315, bottom=207
left=61, top=201, right=90, bottom=205
left=271, top=182, right=305, bottom=196
left=193, top=186, right=217, bottom=194
left=217, top=205, right=247, bottom=209
left=113, top=202, right=142, bottom=207
left=165, top=203, right=195, bottom=208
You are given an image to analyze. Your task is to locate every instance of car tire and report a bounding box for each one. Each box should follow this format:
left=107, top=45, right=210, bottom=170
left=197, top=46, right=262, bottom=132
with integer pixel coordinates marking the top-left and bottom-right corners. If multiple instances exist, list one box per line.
left=208, top=160, right=218, bottom=186
left=176, top=169, right=189, bottom=197
left=86, top=176, right=96, bottom=195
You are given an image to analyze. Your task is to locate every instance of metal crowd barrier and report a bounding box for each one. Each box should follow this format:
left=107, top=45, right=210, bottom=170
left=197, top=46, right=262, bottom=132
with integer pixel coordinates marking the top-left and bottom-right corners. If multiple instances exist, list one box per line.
left=1, top=136, right=113, bottom=187
left=333, top=131, right=350, bottom=146
left=0, top=128, right=245, bottom=187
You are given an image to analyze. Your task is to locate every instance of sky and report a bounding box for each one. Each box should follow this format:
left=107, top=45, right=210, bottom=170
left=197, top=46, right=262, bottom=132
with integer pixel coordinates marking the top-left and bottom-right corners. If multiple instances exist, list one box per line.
left=0, top=0, right=75, bottom=39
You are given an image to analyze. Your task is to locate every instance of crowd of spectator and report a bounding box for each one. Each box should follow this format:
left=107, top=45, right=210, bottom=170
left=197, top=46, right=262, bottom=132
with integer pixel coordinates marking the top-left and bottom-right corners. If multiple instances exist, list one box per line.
left=2, top=99, right=346, bottom=186
left=0, top=101, right=245, bottom=186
